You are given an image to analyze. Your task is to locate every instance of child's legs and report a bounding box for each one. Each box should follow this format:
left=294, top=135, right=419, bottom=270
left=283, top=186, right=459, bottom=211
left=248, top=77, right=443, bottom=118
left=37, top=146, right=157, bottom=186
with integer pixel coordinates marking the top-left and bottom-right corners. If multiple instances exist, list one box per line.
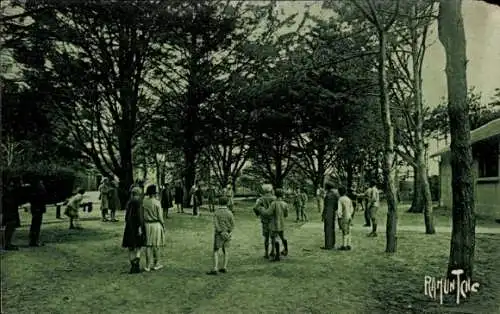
left=128, top=248, right=135, bottom=261
left=145, top=247, right=153, bottom=267
left=152, top=247, right=160, bottom=264
left=301, top=206, right=307, bottom=220
left=278, top=231, right=288, bottom=251
left=213, top=248, right=220, bottom=270
left=295, top=205, right=300, bottom=220
left=222, top=247, right=229, bottom=268
left=69, top=217, right=74, bottom=227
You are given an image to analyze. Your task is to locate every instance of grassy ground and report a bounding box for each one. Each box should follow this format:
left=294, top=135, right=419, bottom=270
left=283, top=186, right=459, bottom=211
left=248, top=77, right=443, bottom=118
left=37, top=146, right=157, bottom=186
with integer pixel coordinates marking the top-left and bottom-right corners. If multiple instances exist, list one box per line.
left=2, top=200, right=499, bottom=314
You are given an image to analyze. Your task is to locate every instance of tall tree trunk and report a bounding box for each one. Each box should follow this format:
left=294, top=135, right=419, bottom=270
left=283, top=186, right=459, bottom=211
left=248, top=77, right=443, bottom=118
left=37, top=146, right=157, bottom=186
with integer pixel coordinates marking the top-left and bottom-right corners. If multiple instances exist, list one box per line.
left=183, top=148, right=196, bottom=207
left=317, top=146, right=326, bottom=189
left=416, top=147, right=436, bottom=234
left=410, top=2, right=435, bottom=234
left=118, top=136, right=134, bottom=209
left=378, top=30, right=398, bottom=253
left=408, top=165, right=424, bottom=213
left=346, top=162, right=355, bottom=192
left=274, top=157, right=283, bottom=189
left=438, top=0, right=475, bottom=280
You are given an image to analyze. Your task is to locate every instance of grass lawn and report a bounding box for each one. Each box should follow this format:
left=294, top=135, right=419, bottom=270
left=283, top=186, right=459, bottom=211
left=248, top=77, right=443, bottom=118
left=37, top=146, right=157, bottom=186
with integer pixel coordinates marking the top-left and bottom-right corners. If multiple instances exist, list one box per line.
left=2, top=200, right=499, bottom=314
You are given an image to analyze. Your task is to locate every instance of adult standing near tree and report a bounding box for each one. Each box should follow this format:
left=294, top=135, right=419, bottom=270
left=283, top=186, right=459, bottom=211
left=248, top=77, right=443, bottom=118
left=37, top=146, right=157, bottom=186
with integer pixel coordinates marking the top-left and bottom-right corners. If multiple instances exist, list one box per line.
left=161, top=184, right=173, bottom=219
left=190, top=184, right=199, bottom=216
left=98, top=178, right=110, bottom=222
left=225, top=176, right=234, bottom=212
left=2, top=177, right=22, bottom=251
left=108, top=180, right=121, bottom=222
left=28, top=180, right=48, bottom=247
left=316, top=187, right=326, bottom=213
left=174, top=181, right=184, bottom=214
left=365, top=181, right=380, bottom=237
left=321, top=182, right=339, bottom=250
left=207, top=184, right=216, bottom=212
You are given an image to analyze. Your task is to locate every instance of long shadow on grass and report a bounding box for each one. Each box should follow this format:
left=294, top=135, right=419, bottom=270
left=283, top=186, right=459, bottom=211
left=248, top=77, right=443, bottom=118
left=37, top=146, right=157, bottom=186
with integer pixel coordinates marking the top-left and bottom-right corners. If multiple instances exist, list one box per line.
left=17, top=224, right=118, bottom=245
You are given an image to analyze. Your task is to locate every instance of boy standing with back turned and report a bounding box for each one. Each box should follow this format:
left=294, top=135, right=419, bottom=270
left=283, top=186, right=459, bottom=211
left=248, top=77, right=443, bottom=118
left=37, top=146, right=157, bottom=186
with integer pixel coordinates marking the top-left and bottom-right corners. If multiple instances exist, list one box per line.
left=207, top=197, right=235, bottom=275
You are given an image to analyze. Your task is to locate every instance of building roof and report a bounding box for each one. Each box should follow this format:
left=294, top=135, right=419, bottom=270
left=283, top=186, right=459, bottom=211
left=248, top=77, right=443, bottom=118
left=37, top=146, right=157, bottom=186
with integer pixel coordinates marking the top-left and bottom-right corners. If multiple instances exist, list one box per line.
left=430, top=118, right=500, bottom=157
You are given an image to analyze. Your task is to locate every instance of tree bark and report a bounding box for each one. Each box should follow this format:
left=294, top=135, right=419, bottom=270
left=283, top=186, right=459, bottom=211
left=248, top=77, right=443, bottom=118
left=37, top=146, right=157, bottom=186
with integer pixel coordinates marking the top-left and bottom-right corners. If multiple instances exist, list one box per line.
left=118, top=135, right=134, bottom=209
left=408, top=165, right=424, bottom=213
left=416, top=147, right=435, bottom=234
left=183, top=148, right=196, bottom=207
left=378, top=30, right=398, bottom=253
left=410, top=2, right=435, bottom=234
left=438, top=0, right=475, bottom=280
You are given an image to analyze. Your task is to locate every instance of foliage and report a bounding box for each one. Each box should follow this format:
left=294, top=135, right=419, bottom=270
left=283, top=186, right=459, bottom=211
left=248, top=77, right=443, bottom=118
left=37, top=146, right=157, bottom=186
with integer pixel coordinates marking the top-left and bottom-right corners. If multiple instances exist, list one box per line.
left=425, top=88, right=500, bottom=138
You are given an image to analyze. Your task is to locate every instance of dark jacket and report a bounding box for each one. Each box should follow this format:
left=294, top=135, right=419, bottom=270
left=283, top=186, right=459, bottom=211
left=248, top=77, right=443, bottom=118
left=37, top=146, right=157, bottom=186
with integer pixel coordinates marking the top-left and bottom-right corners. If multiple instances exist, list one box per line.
left=322, top=189, right=340, bottom=222
left=161, top=187, right=173, bottom=209
left=30, top=183, right=48, bottom=214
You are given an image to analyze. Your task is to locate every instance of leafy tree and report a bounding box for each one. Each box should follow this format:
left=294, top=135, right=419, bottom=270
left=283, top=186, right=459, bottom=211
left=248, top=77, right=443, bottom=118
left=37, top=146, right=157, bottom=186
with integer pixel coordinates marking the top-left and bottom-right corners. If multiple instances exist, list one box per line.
left=325, top=0, right=401, bottom=253
left=289, top=14, right=381, bottom=192
left=426, top=88, right=500, bottom=139
left=147, top=1, right=305, bottom=204
left=388, top=0, right=436, bottom=234
left=4, top=0, right=175, bottom=205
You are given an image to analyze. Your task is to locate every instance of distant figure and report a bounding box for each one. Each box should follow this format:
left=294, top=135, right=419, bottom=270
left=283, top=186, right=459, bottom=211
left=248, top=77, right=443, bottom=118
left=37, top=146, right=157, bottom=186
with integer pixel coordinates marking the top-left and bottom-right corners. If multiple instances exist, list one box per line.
left=206, top=185, right=216, bottom=212
left=225, top=177, right=234, bottom=212
left=122, top=187, right=145, bottom=274
left=190, top=184, right=201, bottom=217
left=142, top=185, right=166, bottom=272
left=29, top=180, right=48, bottom=247
left=2, top=178, right=22, bottom=251
left=108, top=181, right=121, bottom=222
left=299, top=188, right=308, bottom=222
left=260, top=188, right=289, bottom=262
left=195, top=184, right=203, bottom=214
left=160, top=184, right=173, bottom=219
left=321, top=182, right=340, bottom=250
left=337, top=187, right=354, bottom=251
left=174, top=182, right=184, bottom=213
left=253, top=184, right=276, bottom=259
left=294, top=188, right=308, bottom=222
left=65, top=189, right=86, bottom=230
left=98, top=178, right=110, bottom=222
left=316, top=187, right=326, bottom=213
left=365, top=181, right=380, bottom=237
left=206, top=197, right=235, bottom=275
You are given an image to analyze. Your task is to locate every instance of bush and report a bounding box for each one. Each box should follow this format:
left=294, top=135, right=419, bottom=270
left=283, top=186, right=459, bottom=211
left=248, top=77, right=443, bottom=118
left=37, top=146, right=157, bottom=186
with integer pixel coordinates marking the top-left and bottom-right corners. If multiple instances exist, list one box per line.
left=3, top=163, right=77, bottom=204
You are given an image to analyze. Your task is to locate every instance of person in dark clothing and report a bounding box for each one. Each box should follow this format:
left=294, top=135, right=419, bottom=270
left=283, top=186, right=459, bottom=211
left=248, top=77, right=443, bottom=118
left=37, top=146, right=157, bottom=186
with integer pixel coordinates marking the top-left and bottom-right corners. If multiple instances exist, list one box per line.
left=321, top=182, right=340, bottom=250
left=174, top=183, right=184, bottom=213
left=29, top=180, right=48, bottom=247
left=2, top=179, right=21, bottom=251
left=160, top=184, right=173, bottom=219
left=206, top=185, right=216, bottom=212
left=122, top=187, right=145, bottom=274
left=191, top=184, right=203, bottom=216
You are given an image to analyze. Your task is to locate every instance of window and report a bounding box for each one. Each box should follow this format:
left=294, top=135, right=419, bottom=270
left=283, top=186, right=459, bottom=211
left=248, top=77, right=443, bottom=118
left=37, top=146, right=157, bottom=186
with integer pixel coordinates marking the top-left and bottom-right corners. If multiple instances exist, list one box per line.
left=475, top=139, right=499, bottom=178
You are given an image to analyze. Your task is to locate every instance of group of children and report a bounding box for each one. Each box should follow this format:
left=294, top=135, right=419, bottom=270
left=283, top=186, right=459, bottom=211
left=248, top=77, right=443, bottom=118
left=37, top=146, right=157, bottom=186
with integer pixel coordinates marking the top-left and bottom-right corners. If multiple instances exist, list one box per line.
left=97, top=178, right=121, bottom=222
left=121, top=181, right=236, bottom=275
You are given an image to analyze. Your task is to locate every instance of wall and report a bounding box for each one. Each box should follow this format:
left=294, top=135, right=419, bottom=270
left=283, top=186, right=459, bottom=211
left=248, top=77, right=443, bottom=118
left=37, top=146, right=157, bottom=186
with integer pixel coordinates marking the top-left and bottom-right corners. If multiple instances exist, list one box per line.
left=438, top=141, right=500, bottom=219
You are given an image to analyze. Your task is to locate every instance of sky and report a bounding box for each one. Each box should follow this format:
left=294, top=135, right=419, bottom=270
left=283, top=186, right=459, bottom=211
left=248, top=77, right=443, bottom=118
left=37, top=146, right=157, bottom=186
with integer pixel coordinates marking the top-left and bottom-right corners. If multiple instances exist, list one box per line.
left=275, top=0, right=500, bottom=107
left=273, top=0, right=500, bottom=175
